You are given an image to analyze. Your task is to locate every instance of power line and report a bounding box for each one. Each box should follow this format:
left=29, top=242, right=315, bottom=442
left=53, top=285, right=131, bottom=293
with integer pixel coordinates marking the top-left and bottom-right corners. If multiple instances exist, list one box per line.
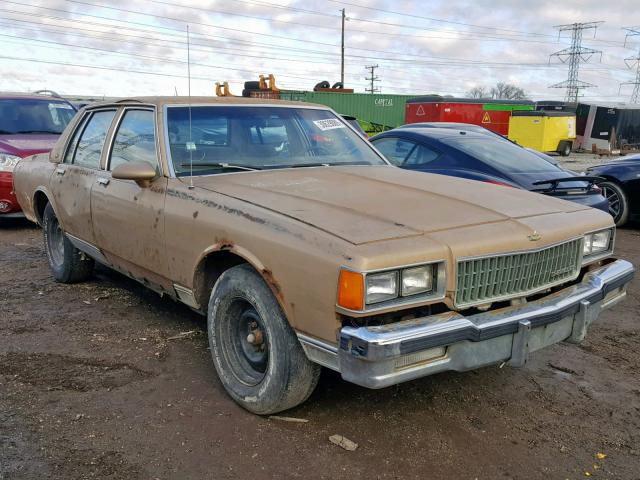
left=549, top=22, right=603, bottom=102
left=3, top=7, right=615, bottom=71
left=2, top=3, right=569, bottom=68
left=365, top=65, right=380, bottom=94
left=621, top=27, right=640, bottom=103
left=57, top=0, right=578, bottom=45
left=324, top=0, right=629, bottom=48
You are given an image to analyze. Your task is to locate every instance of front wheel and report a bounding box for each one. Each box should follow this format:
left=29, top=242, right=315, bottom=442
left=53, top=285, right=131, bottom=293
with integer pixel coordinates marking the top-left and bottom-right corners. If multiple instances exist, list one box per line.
left=599, top=181, right=630, bottom=226
left=42, top=203, right=94, bottom=283
left=207, top=264, right=320, bottom=414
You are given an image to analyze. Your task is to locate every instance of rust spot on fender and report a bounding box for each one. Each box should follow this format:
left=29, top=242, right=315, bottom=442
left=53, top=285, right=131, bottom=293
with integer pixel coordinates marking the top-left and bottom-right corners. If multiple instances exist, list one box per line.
left=262, top=269, right=283, bottom=302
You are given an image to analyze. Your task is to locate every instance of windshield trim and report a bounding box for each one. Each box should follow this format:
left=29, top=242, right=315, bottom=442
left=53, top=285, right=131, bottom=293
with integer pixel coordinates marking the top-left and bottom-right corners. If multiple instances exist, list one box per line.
left=162, top=104, right=389, bottom=178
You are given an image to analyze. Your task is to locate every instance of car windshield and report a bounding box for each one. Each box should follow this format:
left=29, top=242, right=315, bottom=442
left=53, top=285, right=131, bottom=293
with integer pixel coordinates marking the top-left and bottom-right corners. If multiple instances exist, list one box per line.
left=444, top=136, right=562, bottom=174
left=166, top=106, right=385, bottom=176
left=0, top=98, right=76, bottom=134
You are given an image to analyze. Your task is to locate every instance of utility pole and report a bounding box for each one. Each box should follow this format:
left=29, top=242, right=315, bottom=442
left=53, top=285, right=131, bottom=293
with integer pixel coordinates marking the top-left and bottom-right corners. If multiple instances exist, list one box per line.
left=365, top=64, right=380, bottom=94
left=549, top=22, right=603, bottom=103
left=340, top=8, right=345, bottom=86
left=621, top=27, right=640, bottom=103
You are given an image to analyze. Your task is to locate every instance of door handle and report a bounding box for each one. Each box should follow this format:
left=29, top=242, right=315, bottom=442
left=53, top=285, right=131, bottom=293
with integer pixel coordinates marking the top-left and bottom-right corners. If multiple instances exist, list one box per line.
left=97, top=177, right=110, bottom=186
left=55, top=166, right=66, bottom=175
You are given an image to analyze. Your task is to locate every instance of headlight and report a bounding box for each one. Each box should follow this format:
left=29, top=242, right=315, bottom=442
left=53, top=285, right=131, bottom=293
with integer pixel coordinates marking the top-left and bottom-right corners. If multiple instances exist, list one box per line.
left=0, top=153, right=21, bottom=172
left=583, top=228, right=613, bottom=261
left=401, top=265, right=434, bottom=296
left=337, top=262, right=444, bottom=311
left=366, top=271, right=398, bottom=304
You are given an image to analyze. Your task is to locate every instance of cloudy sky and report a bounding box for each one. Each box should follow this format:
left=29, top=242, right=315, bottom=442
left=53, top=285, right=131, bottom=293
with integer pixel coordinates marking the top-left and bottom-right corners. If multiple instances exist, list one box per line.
left=0, top=0, right=638, bottom=102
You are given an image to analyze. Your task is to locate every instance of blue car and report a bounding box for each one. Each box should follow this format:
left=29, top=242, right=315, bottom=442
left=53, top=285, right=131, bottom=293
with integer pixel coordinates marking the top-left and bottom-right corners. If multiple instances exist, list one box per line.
left=370, top=127, right=608, bottom=213
left=587, top=154, right=640, bottom=226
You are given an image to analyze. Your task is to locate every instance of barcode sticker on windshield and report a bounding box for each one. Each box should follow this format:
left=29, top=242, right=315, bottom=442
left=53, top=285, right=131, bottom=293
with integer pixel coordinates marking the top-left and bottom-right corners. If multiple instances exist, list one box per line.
left=313, top=118, right=345, bottom=131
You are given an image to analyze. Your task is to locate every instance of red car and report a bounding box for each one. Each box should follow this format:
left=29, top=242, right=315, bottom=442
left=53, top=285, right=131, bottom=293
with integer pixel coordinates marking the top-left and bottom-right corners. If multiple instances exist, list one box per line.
left=0, top=92, right=77, bottom=217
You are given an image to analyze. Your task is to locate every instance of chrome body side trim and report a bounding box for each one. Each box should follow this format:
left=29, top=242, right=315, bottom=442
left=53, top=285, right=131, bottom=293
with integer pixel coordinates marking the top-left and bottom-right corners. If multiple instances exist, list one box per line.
left=173, top=284, right=200, bottom=310
left=297, top=333, right=340, bottom=372
left=65, top=233, right=109, bottom=265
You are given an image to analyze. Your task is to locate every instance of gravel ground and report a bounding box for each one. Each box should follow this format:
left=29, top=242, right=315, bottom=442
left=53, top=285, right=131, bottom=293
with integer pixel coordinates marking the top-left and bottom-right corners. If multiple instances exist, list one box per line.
left=555, top=151, right=636, bottom=173
left=1, top=216, right=639, bottom=480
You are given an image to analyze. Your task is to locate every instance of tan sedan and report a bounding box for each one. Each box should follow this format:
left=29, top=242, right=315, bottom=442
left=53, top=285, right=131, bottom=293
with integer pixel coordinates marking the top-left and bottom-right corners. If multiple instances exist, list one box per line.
left=13, top=97, right=634, bottom=414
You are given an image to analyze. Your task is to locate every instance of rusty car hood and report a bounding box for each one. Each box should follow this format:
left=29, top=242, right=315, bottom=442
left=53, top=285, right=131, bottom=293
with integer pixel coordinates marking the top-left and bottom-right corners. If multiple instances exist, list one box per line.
left=189, top=165, right=590, bottom=245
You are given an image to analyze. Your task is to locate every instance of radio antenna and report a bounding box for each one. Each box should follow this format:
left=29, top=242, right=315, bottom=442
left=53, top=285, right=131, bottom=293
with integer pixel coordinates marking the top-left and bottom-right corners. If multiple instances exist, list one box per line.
left=187, top=24, right=194, bottom=189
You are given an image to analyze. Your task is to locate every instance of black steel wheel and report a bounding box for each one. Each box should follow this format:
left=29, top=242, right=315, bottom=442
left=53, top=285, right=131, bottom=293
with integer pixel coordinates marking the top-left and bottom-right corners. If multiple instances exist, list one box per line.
left=42, top=203, right=94, bottom=283
left=207, top=264, right=320, bottom=414
left=599, top=181, right=629, bottom=226
left=221, top=299, right=269, bottom=386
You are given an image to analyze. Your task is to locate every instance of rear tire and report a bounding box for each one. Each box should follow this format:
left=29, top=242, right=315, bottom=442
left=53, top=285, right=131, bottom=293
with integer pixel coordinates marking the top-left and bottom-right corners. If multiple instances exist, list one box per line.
left=599, top=181, right=629, bottom=226
left=558, top=141, right=572, bottom=157
left=207, top=264, right=320, bottom=415
left=42, top=203, right=94, bottom=283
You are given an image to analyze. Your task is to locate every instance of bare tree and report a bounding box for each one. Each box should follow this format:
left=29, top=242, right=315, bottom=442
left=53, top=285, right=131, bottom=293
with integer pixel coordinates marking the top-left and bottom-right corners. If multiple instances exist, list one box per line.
left=489, top=82, right=527, bottom=100
left=467, top=83, right=528, bottom=100
left=466, top=86, right=489, bottom=98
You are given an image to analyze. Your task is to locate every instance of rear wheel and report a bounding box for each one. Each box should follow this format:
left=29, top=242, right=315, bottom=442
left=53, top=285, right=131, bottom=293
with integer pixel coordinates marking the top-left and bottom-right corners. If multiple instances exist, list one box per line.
left=207, top=264, right=320, bottom=414
left=558, top=141, right=572, bottom=157
left=42, top=203, right=94, bottom=283
left=599, top=181, right=629, bottom=226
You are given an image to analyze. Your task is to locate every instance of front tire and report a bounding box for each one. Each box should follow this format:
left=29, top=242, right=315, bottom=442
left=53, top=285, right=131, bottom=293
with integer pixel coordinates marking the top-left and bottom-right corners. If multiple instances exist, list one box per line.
left=599, top=181, right=630, bottom=226
left=42, top=203, right=94, bottom=283
left=207, top=264, right=320, bottom=414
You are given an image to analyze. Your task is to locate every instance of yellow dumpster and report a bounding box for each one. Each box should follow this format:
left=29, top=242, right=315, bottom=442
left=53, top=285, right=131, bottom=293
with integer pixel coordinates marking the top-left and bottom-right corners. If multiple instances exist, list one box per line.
left=508, top=111, right=576, bottom=156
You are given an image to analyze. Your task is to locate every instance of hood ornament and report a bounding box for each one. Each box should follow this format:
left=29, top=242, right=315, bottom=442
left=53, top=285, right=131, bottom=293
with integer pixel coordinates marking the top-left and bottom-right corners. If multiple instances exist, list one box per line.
left=528, top=231, right=542, bottom=242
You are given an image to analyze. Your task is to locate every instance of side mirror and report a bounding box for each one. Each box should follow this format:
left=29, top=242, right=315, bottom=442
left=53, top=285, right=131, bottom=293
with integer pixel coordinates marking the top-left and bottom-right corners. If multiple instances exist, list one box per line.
left=111, top=161, right=157, bottom=188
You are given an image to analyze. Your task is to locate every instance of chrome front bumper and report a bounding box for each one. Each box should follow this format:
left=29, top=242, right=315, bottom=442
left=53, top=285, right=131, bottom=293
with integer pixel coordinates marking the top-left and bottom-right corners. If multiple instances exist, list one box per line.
left=333, top=259, right=634, bottom=389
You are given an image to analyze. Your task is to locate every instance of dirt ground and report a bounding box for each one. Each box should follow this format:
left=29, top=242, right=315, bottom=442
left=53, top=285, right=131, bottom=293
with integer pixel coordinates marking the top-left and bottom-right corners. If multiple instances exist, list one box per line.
left=1, top=218, right=639, bottom=480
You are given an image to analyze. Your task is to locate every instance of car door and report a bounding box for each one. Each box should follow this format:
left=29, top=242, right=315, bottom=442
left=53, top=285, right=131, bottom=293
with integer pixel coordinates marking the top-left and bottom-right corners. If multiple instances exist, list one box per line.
left=49, top=108, right=117, bottom=245
left=90, top=107, right=170, bottom=289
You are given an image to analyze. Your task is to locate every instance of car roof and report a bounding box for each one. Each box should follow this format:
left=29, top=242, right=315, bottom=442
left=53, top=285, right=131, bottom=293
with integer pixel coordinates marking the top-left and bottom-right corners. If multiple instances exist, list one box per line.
left=83, top=96, right=321, bottom=109
left=0, top=92, right=70, bottom=101
left=384, top=127, right=489, bottom=140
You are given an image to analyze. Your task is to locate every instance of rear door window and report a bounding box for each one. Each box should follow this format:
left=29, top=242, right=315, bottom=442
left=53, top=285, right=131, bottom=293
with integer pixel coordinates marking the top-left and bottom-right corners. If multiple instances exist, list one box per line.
left=372, top=137, right=418, bottom=165
left=109, top=109, right=158, bottom=171
left=73, top=110, right=117, bottom=169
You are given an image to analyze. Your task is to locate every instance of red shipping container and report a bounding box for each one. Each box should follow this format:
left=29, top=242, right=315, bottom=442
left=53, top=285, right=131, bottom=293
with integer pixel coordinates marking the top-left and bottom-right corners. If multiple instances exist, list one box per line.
left=405, top=96, right=534, bottom=136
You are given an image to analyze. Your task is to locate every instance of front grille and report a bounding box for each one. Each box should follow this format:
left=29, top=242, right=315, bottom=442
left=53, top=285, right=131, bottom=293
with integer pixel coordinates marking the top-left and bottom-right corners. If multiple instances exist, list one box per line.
left=455, top=238, right=582, bottom=308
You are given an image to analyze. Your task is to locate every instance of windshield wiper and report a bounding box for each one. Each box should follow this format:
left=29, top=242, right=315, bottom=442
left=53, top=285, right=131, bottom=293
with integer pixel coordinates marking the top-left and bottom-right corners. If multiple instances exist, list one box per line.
left=15, top=130, right=60, bottom=134
left=264, top=161, right=370, bottom=169
left=179, top=162, right=261, bottom=171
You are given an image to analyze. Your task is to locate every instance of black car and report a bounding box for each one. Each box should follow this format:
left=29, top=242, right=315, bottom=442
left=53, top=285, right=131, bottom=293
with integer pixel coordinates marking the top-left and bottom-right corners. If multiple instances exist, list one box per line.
left=370, top=127, right=608, bottom=212
left=587, top=154, right=640, bottom=226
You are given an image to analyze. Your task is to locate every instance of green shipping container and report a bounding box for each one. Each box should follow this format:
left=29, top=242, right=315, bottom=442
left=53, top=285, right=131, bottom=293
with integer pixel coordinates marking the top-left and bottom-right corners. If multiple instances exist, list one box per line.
left=279, top=91, right=416, bottom=129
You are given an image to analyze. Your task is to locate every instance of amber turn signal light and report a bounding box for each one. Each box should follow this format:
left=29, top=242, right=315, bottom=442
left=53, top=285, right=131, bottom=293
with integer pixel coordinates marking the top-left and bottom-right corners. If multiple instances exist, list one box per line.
left=337, top=269, right=364, bottom=311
